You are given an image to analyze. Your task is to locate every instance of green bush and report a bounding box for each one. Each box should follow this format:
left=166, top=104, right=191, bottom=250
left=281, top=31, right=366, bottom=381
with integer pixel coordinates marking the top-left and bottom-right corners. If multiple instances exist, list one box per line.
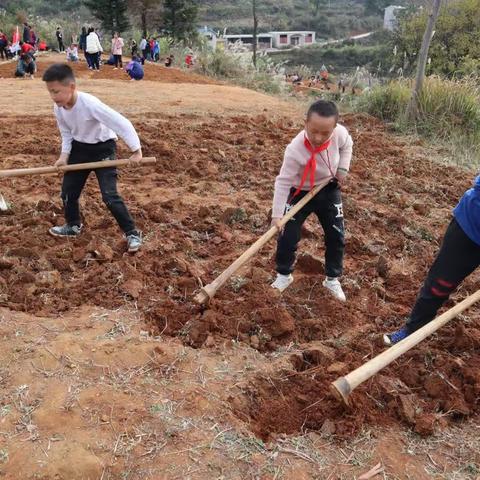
left=356, top=80, right=410, bottom=121
left=194, top=48, right=287, bottom=95
left=357, top=77, right=480, bottom=165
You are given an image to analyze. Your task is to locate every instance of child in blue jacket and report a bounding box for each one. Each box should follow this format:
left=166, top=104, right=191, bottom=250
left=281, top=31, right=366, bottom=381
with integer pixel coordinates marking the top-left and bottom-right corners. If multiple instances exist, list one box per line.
left=125, top=57, right=144, bottom=81
left=385, top=175, right=480, bottom=344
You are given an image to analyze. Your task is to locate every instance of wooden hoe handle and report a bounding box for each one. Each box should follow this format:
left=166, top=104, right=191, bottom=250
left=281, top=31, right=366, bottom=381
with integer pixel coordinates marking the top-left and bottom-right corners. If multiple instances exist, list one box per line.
left=194, top=177, right=333, bottom=305
left=330, top=288, right=480, bottom=405
left=0, top=157, right=157, bottom=178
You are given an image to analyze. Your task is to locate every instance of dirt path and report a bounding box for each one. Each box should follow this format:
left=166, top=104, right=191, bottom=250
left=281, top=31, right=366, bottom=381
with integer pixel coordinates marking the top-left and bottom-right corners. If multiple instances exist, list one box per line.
left=0, top=58, right=479, bottom=479
left=0, top=54, right=300, bottom=117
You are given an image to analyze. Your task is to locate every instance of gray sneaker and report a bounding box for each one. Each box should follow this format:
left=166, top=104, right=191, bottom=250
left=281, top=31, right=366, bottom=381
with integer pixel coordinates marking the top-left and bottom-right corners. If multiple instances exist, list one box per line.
left=126, top=232, right=142, bottom=253
left=49, top=224, right=83, bottom=237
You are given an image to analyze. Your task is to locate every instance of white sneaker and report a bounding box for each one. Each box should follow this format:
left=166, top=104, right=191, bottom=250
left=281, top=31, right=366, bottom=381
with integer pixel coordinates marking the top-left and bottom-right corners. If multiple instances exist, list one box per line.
left=271, top=273, right=293, bottom=292
left=323, top=278, right=346, bottom=302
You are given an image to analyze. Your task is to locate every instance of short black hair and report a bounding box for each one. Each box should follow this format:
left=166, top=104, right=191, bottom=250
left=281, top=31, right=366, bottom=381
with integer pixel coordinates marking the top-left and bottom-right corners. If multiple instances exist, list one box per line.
left=42, top=63, right=75, bottom=84
left=307, top=100, right=339, bottom=120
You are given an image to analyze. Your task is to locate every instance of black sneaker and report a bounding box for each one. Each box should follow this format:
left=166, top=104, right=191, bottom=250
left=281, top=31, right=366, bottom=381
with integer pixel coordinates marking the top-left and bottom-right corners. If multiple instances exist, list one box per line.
left=49, top=224, right=83, bottom=237
left=126, top=232, right=142, bottom=252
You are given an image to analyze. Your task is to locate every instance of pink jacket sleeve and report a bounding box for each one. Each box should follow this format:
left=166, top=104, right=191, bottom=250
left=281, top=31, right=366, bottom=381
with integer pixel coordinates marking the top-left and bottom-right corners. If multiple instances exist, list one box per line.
left=272, top=146, right=299, bottom=218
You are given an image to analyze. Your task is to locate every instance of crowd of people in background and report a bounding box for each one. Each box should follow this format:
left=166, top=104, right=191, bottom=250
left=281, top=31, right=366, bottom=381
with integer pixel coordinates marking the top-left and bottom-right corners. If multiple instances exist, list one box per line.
left=286, top=69, right=354, bottom=95
left=0, top=21, right=200, bottom=81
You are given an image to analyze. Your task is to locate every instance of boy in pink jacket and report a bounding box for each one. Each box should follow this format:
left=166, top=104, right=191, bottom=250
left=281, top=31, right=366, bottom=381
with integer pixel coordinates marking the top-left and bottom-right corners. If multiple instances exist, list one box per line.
left=271, top=100, right=353, bottom=301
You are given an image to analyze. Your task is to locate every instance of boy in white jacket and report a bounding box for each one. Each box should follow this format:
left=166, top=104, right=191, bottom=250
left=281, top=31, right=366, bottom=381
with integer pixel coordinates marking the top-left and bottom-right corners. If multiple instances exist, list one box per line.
left=271, top=100, right=353, bottom=301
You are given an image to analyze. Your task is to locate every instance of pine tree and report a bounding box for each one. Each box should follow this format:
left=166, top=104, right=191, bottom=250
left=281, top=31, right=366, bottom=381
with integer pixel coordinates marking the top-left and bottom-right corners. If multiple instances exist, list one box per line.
left=84, top=0, right=130, bottom=35
left=128, top=0, right=160, bottom=38
left=162, top=0, right=198, bottom=41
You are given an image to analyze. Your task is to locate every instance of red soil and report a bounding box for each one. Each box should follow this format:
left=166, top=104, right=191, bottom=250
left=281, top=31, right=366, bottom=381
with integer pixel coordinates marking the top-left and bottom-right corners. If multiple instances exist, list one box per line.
left=1, top=111, right=479, bottom=440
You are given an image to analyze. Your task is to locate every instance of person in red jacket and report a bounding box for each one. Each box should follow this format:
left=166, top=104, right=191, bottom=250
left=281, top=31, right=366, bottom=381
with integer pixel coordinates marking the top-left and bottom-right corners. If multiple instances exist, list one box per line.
left=0, top=31, right=8, bottom=60
left=20, top=41, right=34, bottom=56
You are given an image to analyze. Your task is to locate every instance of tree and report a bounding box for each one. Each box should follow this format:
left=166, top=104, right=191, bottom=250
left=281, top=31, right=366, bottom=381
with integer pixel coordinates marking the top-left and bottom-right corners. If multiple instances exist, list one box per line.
left=364, top=0, right=392, bottom=16
left=310, top=0, right=328, bottom=16
left=84, top=0, right=130, bottom=35
left=128, top=0, right=161, bottom=38
left=394, top=0, right=480, bottom=77
left=406, top=0, right=442, bottom=121
left=162, top=0, right=198, bottom=41
left=252, top=0, right=258, bottom=67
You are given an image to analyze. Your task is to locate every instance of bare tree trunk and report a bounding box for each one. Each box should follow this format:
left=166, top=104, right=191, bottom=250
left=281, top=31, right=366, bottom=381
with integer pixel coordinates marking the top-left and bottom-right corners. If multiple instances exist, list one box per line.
left=406, top=0, right=442, bottom=121
left=252, top=0, right=258, bottom=67
left=141, top=9, right=147, bottom=38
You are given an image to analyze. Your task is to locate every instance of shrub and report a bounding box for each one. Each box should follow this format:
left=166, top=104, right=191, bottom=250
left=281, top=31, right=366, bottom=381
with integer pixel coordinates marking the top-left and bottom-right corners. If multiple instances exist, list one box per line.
left=356, top=77, right=480, bottom=165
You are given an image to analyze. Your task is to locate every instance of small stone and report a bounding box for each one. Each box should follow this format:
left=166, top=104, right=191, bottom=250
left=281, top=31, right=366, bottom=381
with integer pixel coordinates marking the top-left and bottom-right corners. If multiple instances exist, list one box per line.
left=89, top=240, right=114, bottom=261
left=413, top=203, right=428, bottom=215
left=250, top=335, right=260, bottom=349
left=303, top=342, right=335, bottom=364
left=320, top=418, right=336, bottom=436
left=397, top=394, right=418, bottom=425
left=101, top=414, right=109, bottom=423
left=205, top=161, right=219, bottom=175
left=198, top=206, right=209, bottom=218
left=204, top=335, right=215, bottom=348
left=166, top=257, right=189, bottom=273
left=376, top=255, right=389, bottom=278
left=297, top=253, right=323, bottom=273
left=251, top=267, right=271, bottom=283
left=35, top=270, right=62, bottom=288
left=0, top=258, right=14, bottom=269
left=219, top=230, right=233, bottom=242
left=72, top=247, right=87, bottom=262
left=121, top=279, right=143, bottom=299
left=327, top=362, right=347, bottom=375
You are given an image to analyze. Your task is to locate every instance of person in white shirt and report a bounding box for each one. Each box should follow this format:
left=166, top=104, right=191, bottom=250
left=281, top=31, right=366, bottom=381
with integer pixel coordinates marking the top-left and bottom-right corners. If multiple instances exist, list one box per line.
left=271, top=100, right=353, bottom=301
left=85, top=27, right=103, bottom=71
left=139, top=37, right=147, bottom=64
left=42, top=63, right=143, bottom=253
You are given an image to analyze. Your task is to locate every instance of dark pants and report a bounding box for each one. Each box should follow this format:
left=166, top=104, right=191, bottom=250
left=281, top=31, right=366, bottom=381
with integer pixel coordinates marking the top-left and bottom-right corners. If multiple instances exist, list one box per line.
left=406, top=218, right=480, bottom=333
left=61, top=140, right=137, bottom=235
left=86, top=52, right=99, bottom=70
left=276, top=181, right=345, bottom=278
left=0, top=45, right=6, bottom=60
left=114, top=54, right=122, bottom=68
left=85, top=51, right=92, bottom=68
left=15, top=62, right=35, bottom=77
left=58, top=39, right=64, bottom=52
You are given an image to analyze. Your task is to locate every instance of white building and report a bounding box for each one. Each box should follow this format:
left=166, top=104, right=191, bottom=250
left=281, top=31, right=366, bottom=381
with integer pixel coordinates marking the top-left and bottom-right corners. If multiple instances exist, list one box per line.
left=270, top=31, right=315, bottom=48
left=384, top=5, right=405, bottom=31
left=223, top=31, right=315, bottom=51
left=223, top=34, right=273, bottom=50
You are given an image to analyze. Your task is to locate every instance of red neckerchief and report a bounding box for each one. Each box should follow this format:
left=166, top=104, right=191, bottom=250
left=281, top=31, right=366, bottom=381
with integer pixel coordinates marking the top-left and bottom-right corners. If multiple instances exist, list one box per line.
left=290, top=134, right=331, bottom=200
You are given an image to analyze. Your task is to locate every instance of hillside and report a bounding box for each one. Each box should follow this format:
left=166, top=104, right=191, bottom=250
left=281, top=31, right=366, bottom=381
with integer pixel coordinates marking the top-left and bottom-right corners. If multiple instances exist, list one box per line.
left=197, top=0, right=380, bottom=37
left=1, top=0, right=390, bottom=39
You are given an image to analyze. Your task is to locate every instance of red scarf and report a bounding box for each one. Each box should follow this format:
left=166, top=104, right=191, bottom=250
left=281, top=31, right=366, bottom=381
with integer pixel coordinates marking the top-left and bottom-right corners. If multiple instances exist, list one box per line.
left=291, top=135, right=331, bottom=199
